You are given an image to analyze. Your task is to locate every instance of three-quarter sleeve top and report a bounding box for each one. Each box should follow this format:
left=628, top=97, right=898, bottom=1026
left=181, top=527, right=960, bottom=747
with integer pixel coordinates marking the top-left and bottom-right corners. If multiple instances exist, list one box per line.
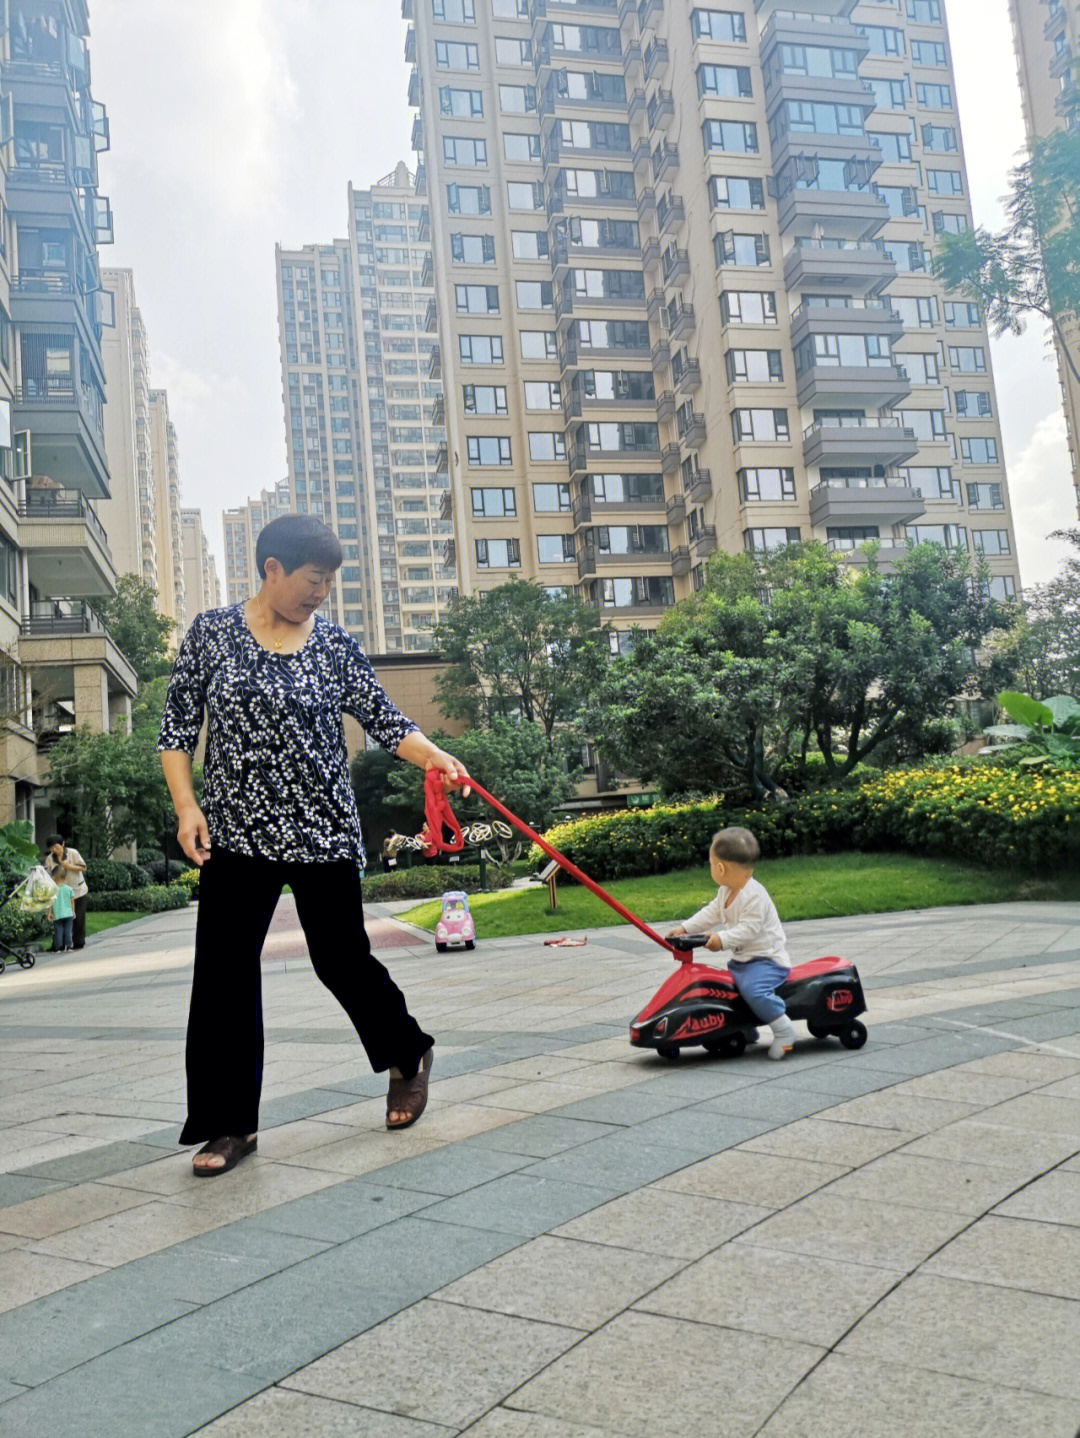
left=157, top=604, right=418, bottom=866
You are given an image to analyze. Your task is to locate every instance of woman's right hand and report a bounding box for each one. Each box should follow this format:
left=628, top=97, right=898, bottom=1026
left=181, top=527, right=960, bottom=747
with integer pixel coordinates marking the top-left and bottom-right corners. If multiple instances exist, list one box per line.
left=177, top=805, right=212, bottom=867
left=665, top=925, right=686, bottom=940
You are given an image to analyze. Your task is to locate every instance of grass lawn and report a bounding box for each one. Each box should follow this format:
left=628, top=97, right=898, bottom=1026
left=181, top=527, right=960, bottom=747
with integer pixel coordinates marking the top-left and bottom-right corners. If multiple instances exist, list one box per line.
left=85, top=911, right=148, bottom=937
left=401, top=851, right=1080, bottom=940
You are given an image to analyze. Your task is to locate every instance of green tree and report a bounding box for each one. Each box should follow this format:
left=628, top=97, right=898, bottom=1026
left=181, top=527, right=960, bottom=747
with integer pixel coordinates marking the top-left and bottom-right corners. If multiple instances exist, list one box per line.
left=47, top=725, right=171, bottom=857
left=992, top=529, right=1080, bottom=700
left=592, top=542, right=1010, bottom=799
left=431, top=581, right=609, bottom=743
left=934, top=129, right=1080, bottom=388
left=96, top=574, right=176, bottom=682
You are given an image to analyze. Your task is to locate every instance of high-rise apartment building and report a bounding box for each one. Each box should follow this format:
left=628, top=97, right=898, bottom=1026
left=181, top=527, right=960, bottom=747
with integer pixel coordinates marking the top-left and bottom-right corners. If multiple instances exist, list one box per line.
left=0, top=2, right=137, bottom=833
left=99, top=268, right=158, bottom=592
left=181, top=508, right=220, bottom=619
left=1011, top=0, right=1080, bottom=516
left=222, top=478, right=291, bottom=604
left=275, top=168, right=453, bottom=653
left=408, top=0, right=1021, bottom=646
left=148, top=389, right=185, bottom=630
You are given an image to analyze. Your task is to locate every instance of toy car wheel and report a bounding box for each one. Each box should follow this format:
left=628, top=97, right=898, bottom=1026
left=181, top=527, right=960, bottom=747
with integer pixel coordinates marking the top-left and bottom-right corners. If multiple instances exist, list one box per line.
left=18, top=952, right=35, bottom=968
left=839, top=1020, right=868, bottom=1050
left=656, top=1043, right=680, bottom=1062
left=465, top=939, right=475, bottom=950
left=727, top=1032, right=748, bottom=1056
left=702, top=1038, right=724, bottom=1055
left=435, top=942, right=447, bottom=953
left=807, top=1022, right=832, bottom=1042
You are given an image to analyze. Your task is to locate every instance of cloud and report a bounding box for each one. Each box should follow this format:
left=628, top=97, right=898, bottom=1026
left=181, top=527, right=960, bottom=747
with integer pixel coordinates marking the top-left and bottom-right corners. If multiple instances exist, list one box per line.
left=1005, top=408, right=1077, bottom=585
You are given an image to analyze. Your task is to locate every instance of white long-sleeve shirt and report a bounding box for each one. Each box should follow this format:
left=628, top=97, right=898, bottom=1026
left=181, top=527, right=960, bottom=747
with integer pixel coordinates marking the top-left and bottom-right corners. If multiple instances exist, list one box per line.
left=683, top=878, right=790, bottom=968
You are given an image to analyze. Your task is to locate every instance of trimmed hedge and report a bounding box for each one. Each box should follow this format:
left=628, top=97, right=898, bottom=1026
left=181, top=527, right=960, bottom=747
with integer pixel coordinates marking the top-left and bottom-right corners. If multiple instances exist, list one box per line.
left=532, top=765, right=1080, bottom=881
left=146, top=859, right=187, bottom=885
left=84, top=858, right=132, bottom=892
left=86, top=884, right=191, bottom=914
left=125, top=864, right=153, bottom=890
left=362, top=863, right=513, bottom=902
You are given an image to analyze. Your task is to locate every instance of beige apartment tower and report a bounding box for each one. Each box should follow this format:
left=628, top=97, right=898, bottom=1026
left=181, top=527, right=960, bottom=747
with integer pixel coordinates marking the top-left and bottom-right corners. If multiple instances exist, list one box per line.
left=148, top=389, right=185, bottom=631
left=408, top=0, right=1021, bottom=642
left=222, top=478, right=291, bottom=604
left=1011, top=0, right=1080, bottom=516
left=181, top=508, right=220, bottom=620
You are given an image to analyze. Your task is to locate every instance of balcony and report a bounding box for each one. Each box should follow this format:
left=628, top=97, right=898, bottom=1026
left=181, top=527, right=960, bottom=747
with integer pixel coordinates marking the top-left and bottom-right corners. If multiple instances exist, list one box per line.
left=1046, top=3, right=1068, bottom=41
left=655, top=390, right=677, bottom=421
left=674, top=357, right=701, bottom=393
left=776, top=183, right=889, bottom=243
left=687, top=468, right=712, bottom=504
left=678, top=411, right=706, bottom=447
left=754, top=0, right=855, bottom=14
left=18, top=487, right=115, bottom=598
left=440, top=489, right=453, bottom=522
left=570, top=442, right=663, bottom=476
left=661, top=246, right=689, bottom=283
left=809, top=478, right=926, bottom=529
left=834, top=542, right=904, bottom=573
left=627, top=86, right=646, bottom=122
left=647, top=89, right=674, bottom=130
left=434, top=442, right=448, bottom=474
left=783, top=239, right=896, bottom=295
left=651, top=338, right=671, bottom=370
left=660, top=443, right=681, bottom=474
left=665, top=302, right=695, bottom=342
left=795, top=361, right=911, bottom=411
left=443, top=538, right=456, bottom=568
left=19, top=602, right=138, bottom=714
left=424, top=296, right=438, bottom=332
left=408, top=68, right=420, bottom=107
left=802, top=417, right=919, bottom=470
left=420, top=252, right=433, bottom=288
left=789, top=298, right=903, bottom=350
left=12, top=385, right=109, bottom=499
left=428, top=394, right=445, bottom=426
left=641, top=235, right=662, bottom=269
left=657, top=192, right=685, bottom=234
left=670, top=545, right=691, bottom=577
left=404, top=26, right=416, bottom=62
left=1055, top=73, right=1080, bottom=118
left=428, top=344, right=442, bottom=380
left=644, top=41, right=669, bottom=81
left=651, top=142, right=679, bottom=183
left=632, top=137, right=652, bottom=173
left=532, top=0, right=620, bottom=19
left=690, top=525, right=717, bottom=560
left=665, top=492, right=686, bottom=525
left=638, top=0, right=663, bottom=29
left=759, top=10, right=867, bottom=65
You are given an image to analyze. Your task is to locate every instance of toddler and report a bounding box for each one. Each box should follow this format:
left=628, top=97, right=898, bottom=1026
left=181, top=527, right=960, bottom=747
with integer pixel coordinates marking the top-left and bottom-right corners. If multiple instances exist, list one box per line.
left=667, top=827, right=797, bottom=1059
left=49, top=865, right=76, bottom=953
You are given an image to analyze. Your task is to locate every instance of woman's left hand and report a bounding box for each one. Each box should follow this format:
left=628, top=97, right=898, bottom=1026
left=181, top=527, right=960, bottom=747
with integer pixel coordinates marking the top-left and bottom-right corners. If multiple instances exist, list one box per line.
left=426, top=750, right=470, bottom=793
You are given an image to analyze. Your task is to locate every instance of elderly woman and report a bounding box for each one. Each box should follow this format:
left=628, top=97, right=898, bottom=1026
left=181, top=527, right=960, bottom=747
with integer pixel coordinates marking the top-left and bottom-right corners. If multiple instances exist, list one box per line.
left=158, top=515, right=467, bottom=1177
left=44, top=834, right=88, bottom=950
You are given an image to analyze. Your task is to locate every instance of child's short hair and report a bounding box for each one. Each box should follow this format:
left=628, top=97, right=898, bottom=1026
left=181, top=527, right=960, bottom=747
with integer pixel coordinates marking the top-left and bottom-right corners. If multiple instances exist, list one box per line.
left=54, top=865, right=67, bottom=883
left=710, top=828, right=760, bottom=867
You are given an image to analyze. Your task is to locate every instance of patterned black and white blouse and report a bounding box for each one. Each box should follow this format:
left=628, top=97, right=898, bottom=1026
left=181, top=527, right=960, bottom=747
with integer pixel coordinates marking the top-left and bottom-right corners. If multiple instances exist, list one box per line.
left=157, top=604, right=418, bottom=866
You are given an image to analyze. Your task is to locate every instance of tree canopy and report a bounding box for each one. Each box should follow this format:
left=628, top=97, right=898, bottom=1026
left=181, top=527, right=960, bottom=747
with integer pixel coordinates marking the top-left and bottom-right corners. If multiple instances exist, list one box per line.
left=591, top=541, right=1011, bottom=800
left=430, top=580, right=609, bottom=743
left=993, top=528, right=1080, bottom=701
left=97, top=574, right=176, bottom=682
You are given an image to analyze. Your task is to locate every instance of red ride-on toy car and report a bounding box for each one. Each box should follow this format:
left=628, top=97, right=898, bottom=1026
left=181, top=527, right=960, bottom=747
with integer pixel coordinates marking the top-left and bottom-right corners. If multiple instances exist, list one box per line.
left=629, top=935, right=867, bottom=1060
left=435, top=890, right=476, bottom=953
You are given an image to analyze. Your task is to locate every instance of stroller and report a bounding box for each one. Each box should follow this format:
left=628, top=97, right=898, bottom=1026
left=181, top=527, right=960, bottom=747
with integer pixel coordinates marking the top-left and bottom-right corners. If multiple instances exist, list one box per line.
left=0, top=874, right=40, bottom=975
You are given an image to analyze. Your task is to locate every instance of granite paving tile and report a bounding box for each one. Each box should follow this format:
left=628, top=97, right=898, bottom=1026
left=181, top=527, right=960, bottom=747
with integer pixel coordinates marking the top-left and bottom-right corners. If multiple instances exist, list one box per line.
left=193, top=1388, right=456, bottom=1436
left=419, top=1173, right=620, bottom=1238
left=462, top=1115, right=622, bottom=1159
left=922, top=1213, right=1080, bottom=1300
left=460, top=1410, right=622, bottom=1438
left=11, top=1139, right=168, bottom=1185
left=822, top=1151, right=1025, bottom=1215
left=740, top=1192, right=970, bottom=1272
left=0, top=1249, right=106, bottom=1316
left=736, top=1116, right=912, bottom=1167
left=978, top=1092, right=1080, bottom=1138
left=0, top=1180, right=154, bottom=1239
left=653, top=1149, right=848, bottom=1207
left=552, top=1187, right=771, bottom=1259
left=356, top=1143, right=530, bottom=1196
left=901, top=1118, right=1080, bottom=1173
left=993, top=1167, right=1080, bottom=1226
left=242, top=1177, right=441, bottom=1244
left=26, top=1197, right=223, bottom=1267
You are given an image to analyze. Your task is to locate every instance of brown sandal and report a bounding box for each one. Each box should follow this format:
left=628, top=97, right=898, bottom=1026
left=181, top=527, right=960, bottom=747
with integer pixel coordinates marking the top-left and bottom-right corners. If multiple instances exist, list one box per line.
left=192, top=1134, right=257, bottom=1177
left=386, top=1048, right=433, bottom=1131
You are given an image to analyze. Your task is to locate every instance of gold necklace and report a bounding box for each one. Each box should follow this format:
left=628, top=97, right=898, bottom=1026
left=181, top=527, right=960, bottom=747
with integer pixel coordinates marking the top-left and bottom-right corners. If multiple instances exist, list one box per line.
left=256, top=592, right=283, bottom=651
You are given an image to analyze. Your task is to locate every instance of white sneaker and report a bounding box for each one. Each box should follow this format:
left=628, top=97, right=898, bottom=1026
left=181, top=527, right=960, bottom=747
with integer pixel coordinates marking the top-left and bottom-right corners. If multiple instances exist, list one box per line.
left=768, top=1016, right=796, bottom=1060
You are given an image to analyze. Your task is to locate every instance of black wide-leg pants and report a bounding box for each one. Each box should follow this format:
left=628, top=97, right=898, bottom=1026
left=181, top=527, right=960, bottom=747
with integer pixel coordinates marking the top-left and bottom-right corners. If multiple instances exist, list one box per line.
left=178, top=848, right=433, bottom=1145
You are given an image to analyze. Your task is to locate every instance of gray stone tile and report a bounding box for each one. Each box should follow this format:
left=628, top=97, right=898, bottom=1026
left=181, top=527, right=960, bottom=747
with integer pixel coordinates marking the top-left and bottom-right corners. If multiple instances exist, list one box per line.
left=462, top=1411, right=620, bottom=1438
left=640, top=1241, right=902, bottom=1346
left=130, top=1221, right=333, bottom=1306
left=259, top=1088, right=366, bottom=1126
left=420, top=1173, right=617, bottom=1238
left=0, top=1347, right=265, bottom=1438
left=744, top=1192, right=970, bottom=1272
left=546, top=1086, right=689, bottom=1126
left=902, top=1118, right=1080, bottom=1173
left=856, top=1036, right=1012, bottom=1076
left=13, top=1140, right=167, bottom=1185
left=0, top=1175, right=66, bottom=1210
left=765, top=1065, right=905, bottom=1099
left=839, top=1273, right=1080, bottom=1398
left=737, top=1116, right=911, bottom=1167
left=435, top=1234, right=684, bottom=1330
left=815, top=1091, right=982, bottom=1134
left=824, top=1152, right=1025, bottom=1216
left=510, top=1310, right=824, bottom=1437
left=611, top=1110, right=776, bottom=1158
left=756, top=1352, right=1080, bottom=1438
left=282, top=1297, right=580, bottom=1429
left=553, top=1187, right=770, bottom=1259
left=654, top=1149, right=848, bottom=1207
left=464, top=1114, right=622, bottom=1159
left=994, top=1168, right=1080, bottom=1227
left=243, top=1178, right=440, bottom=1244
left=697, top=1086, right=840, bottom=1125
left=518, top=1130, right=719, bottom=1195
left=982, top=1092, right=1080, bottom=1138
left=0, top=1380, right=28, bottom=1403
left=363, top=1143, right=529, bottom=1195
left=194, top=1389, right=452, bottom=1436
left=923, top=1214, right=1080, bottom=1300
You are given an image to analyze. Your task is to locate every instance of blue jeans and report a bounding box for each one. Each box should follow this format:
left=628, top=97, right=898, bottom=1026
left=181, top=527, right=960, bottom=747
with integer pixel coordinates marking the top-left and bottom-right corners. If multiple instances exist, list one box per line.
left=53, top=916, right=73, bottom=950
left=729, top=957, right=789, bottom=1023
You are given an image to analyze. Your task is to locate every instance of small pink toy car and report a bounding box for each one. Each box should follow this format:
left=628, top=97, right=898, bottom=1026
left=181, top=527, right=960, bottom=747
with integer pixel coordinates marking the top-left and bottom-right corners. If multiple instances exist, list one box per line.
left=435, top=890, right=475, bottom=952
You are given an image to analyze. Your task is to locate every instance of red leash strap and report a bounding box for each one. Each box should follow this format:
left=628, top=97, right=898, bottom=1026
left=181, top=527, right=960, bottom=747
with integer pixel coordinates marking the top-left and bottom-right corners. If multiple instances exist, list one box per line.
left=453, top=776, right=677, bottom=958
left=418, top=766, right=465, bottom=857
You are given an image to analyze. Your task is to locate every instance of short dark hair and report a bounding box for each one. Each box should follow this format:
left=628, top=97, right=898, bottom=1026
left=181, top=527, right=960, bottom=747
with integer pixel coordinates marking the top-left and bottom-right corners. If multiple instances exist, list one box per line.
left=710, top=828, right=760, bottom=867
left=255, top=515, right=343, bottom=579
left=47, top=833, right=65, bottom=848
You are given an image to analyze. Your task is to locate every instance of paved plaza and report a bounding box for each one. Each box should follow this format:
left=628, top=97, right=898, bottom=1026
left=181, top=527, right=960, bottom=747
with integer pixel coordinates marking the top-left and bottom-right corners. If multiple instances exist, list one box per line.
left=0, top=894, right=1079, bottom=1436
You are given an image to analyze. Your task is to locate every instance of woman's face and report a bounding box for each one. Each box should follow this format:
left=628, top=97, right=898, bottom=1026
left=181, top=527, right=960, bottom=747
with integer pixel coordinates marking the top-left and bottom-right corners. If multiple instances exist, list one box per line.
left=265, top=561, right=335, bottom=624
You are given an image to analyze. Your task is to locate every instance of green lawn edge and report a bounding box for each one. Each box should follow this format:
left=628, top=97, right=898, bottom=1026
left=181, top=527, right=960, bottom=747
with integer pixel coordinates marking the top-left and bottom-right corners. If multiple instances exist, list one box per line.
left=400, top=851, right=1080, bottom=941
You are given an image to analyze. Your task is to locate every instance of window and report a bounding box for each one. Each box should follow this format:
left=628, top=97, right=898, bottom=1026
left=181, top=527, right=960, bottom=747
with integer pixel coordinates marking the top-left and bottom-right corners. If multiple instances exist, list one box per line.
left=904, top=466, right=956, bottom=500
left=516, top=280, right=554, bottom=309
left=744, top=527, right=801, bottom=551
left=949, top=346, right=987, bottom=373
left=861, top=25, right=904, bottom=57
left=578, top=370, right=655, bottom=401
left=511, top=230, right=549, bottom=260
left=691, top=9, right=747, bottom=42
left=708, top=176, right=765, bottom=210
left=884, top=240, right=931, bottom=273
left=904, top=352, right=940, bottom=385
left=916, top=81, right=952, bottom=109
left=533, top=482, right=572, bottom=512
left=463, top=384, right=508, bottom=414
left=443, top=136, right=487, bottom=166
left=960, top=437, right=998, bottom=465
left=714, top=231, right=770, bottom=267
left=476, top=537, right=521, bottom=567
left=911, top=39, right=948, bottom=66
left=590, top=473, right=664, bottom=503
left=701, top=118, right=758, bottom=153
left=697, top=64, right=753, bottom=98
left=738, top=468, right=796, bottom=502
left=872, top=130, right=913, bottom=164
left=795, top=333, right=894, bottom=372
left=455, top=283, right=499, bottom=313
left=528, top=431, right=568, bottom=462
left=537, top=534, right=576, bottom=563
left=772, top=43, right=860, bottom=80
left=459, top=334, right=504, bottom=365
left=826, top=526, right=880, bottom=550
left=492, top=0, right=528, bottom=15
left=503, top=132, right=541, bottom=163
left=865, top=76, right=909, bottom=109
left=922, top=124, right=958, bottom=152
left=507, top=180, right=543, bottom=210
left=926, top=168, right=963, bottom=196
left=524, top=380, right=561, bottom=410
left=907, top=0, right=942, bottom=21
left=955, top=390, right=993, bottom=417
left=732, top=408, right=789, bottom=442
left=447, top=183, right=491, bottom=214
left=982, top=574, right=1017, bottom=601
left=726, top=349, right=783, bottom=383
left=944, top=301, right=981, bottom=328
left=585, top=421, right=659, bottom=452
left=907, top=523, right=968, bottom=549
left=720, top=290, right=777, bottom=325
left=772, top=100, right=865, bottom=138
left=574, top=318, right=651, bottom=351
left=434, top=0, right=475, bottom=19
left=933, top=211, right=969, bottom=236
left=467, top=436, right=512, bottom=466
left=896, top=408, right=948, bottom=442
left=471, top=486, right=516, bottom=517
left=494, top=35, right=532, bottom=66
left=520, top=330, right=557, bottom=360
left=451, top=232, right=496, bottom=264
left=440, top=86, right=484, bottom=117
left=973, top=528, right=1010, bottom=555
left=435, top=40, right=480, bottom=69
left=966, top=480, right=1004, bottom=509
left=595, top=576, right=675, bottom=607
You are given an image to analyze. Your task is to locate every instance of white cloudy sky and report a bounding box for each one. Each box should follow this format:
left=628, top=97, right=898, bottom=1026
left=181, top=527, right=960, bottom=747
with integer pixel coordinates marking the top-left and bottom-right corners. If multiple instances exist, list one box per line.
left=90, top=0, right=1076, bottom=585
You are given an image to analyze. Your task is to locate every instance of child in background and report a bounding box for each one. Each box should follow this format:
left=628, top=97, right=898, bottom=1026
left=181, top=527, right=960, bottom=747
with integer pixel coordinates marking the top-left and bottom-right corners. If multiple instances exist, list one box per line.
left=667, top=827, right=797, bottom=1060
left=49, top=864, right=75, bottom=953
